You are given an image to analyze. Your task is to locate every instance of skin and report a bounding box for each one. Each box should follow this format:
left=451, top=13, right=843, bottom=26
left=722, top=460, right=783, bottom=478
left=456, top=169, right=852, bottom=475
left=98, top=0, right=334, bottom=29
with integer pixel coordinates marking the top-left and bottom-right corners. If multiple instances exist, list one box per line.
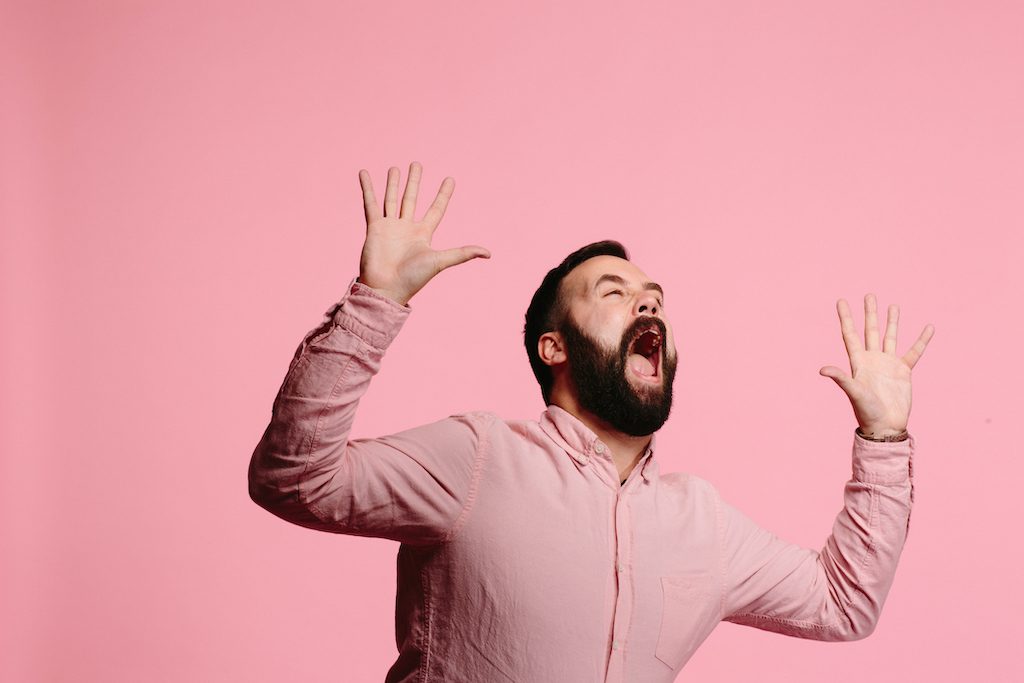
left=538, top=255, right=678, bottom=481
left=356, top=161, right=936, bottom=483
left=356, top=162, right=490, bottom=307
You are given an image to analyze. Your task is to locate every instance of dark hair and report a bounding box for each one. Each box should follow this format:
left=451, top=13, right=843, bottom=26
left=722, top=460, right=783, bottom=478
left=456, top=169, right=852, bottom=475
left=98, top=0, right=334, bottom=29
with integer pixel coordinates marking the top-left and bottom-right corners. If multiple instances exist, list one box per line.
left=523, top=240, right=629, bottom=404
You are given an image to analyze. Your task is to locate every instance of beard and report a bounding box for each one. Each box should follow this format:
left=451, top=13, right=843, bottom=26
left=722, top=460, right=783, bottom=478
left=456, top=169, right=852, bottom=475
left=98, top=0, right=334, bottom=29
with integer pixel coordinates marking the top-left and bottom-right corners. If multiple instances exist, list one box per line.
left=558, top=316, right=678, bottom=436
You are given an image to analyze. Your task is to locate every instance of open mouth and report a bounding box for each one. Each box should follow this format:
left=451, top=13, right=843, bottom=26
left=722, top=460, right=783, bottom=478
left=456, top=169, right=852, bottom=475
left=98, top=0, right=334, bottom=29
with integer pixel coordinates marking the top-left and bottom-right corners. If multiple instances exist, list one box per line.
left=627, top=324, right=662, bottom=383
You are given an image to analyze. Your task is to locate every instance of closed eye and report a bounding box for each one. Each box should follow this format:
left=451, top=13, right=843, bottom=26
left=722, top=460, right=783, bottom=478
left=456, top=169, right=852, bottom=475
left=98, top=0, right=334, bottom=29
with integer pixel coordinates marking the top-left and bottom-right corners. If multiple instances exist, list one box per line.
left=604, top=289, right=664, bottom=307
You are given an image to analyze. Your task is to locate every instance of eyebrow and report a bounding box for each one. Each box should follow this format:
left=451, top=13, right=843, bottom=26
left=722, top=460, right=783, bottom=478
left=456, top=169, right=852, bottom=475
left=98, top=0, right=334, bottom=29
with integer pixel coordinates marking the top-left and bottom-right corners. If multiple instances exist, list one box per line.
left=593, top=274, right=664, bottom=298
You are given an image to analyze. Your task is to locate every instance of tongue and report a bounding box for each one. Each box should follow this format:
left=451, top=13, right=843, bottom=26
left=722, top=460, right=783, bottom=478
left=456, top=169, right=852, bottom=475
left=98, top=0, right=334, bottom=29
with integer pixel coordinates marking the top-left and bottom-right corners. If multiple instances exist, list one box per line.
left=628, top=353, right=656, bottom=377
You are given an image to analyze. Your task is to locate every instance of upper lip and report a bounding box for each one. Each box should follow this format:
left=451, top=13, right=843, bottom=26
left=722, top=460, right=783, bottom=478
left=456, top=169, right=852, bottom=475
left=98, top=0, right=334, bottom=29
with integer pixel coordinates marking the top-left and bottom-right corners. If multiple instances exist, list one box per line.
left=629, top=318, right=664, bottom=346
left=632, top=320, right=661, bottom=340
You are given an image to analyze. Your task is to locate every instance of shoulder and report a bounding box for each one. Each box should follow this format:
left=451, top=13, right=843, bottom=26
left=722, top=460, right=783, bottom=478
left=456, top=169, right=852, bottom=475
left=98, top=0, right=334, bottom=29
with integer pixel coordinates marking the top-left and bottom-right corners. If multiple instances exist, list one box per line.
left=658, top=471, right=721, bottom=503
left=373, top=410, right=503, bottom=449
left=426, top=410, right=503, bottom=441
left=447, top=409, right=502, bottom=424
left=441, top=410, right=527, bottom=446
left=448, top=412, right=557, bottom=453
left=449, top=411, right=544, bottom=436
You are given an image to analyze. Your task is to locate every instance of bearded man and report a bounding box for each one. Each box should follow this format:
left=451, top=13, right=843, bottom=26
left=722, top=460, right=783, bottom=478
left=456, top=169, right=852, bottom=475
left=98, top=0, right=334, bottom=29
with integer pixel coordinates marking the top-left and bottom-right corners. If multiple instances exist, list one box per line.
left=248, top=162, right=933, bottom=682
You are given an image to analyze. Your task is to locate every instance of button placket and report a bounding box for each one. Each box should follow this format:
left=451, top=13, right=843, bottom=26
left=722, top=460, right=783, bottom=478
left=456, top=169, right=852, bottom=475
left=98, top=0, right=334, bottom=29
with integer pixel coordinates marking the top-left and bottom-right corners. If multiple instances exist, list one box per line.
left=607, top=484, right=634, bottom=673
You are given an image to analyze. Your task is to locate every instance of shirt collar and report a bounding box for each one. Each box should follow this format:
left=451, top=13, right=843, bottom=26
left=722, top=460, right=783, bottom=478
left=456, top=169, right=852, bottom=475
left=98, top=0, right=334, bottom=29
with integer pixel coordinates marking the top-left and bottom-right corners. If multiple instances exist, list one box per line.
left=539, top=404, right=658, bottom=483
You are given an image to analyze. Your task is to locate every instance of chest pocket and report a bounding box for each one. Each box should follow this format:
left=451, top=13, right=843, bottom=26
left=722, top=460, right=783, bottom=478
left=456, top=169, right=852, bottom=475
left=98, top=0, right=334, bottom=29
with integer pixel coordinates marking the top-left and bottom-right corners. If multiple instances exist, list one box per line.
left=655, top=571, right=721, bottom=670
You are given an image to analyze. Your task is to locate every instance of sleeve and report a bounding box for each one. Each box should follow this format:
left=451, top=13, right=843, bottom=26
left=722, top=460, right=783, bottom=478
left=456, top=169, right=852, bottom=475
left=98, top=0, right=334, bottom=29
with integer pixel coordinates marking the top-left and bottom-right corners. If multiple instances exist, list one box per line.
left=716, top=431, right=916, bottom=641
left=247, top=278, right=492, bottom=546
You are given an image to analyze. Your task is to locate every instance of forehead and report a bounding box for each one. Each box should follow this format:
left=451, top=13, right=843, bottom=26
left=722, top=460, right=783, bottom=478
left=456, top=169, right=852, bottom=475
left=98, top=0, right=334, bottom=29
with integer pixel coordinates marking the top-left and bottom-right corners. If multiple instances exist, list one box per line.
left=563, top=255, right=653, bottom=297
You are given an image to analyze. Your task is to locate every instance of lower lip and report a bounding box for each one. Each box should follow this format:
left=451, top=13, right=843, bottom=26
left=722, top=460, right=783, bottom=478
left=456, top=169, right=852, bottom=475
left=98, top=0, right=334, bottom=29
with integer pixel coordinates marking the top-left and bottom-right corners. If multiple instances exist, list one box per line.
left=629, top=364, right=661, bottom=384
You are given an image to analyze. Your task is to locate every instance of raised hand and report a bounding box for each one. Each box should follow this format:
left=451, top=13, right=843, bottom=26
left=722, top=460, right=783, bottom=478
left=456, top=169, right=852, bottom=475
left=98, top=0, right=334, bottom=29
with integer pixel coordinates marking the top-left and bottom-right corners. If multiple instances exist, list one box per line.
left=356, top=161, right=490, bottom=306
left=819, top=294, right=935, bottom=437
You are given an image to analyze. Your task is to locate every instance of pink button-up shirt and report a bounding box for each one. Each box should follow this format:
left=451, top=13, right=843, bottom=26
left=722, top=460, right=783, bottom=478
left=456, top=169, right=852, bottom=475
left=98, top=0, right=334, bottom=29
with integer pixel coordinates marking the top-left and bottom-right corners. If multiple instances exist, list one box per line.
left=248, top=281, right=916, bottom=682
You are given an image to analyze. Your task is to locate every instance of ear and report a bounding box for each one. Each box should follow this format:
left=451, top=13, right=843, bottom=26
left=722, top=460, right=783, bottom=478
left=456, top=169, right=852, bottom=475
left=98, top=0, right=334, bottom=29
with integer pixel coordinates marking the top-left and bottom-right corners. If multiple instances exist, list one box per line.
left=537, top=331, right=567, bottom=367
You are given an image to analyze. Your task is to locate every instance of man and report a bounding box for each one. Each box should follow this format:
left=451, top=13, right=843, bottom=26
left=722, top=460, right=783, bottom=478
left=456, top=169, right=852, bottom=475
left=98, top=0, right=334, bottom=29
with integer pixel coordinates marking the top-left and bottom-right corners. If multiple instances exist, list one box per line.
left=248, top=161, right=933, bottom=682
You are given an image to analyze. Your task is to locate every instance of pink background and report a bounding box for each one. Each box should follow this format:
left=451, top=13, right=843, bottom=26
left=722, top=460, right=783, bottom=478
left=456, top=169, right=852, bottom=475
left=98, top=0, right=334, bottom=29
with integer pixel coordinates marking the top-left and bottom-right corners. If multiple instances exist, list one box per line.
left=3, top=1, right=1021, bottom=681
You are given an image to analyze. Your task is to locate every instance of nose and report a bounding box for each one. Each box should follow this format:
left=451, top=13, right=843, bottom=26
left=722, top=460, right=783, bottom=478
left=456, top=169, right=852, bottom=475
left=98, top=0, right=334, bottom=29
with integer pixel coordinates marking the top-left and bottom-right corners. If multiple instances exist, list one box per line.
left=634, top=291, right=660, bottom=317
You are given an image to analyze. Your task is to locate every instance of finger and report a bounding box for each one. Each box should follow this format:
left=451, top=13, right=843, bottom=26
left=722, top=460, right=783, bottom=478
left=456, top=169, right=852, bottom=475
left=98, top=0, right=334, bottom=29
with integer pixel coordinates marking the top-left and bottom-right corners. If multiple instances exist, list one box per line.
left=358, top=169, right=381, bottom=225
left=434, top=244, right=491, bottom=273
left=421, top=177, right=455, bottom=231
left=400, top=161, right=423, bottom=220
left=819, top=366, right=869, bottom=403
left=883, top=303, right=899, bottom=354
left=383, top=166, right=400, bottom=217
left=864, top=293, right=880, bottom=351
left=836, top=298, right=863, bottom=358
left=901, top=324, right=935, bottom=370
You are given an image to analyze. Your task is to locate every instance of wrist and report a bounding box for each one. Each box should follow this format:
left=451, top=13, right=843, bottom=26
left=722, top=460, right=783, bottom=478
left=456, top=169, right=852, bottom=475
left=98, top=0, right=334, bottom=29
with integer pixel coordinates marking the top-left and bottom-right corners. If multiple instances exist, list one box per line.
left=355, top=278, right=411, bottom=307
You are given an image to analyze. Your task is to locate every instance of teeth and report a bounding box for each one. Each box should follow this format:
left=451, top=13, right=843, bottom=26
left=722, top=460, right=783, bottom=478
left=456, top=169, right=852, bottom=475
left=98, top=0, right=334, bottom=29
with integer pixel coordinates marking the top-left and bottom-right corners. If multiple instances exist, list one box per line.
left=632, top=328, right=662, bottom=357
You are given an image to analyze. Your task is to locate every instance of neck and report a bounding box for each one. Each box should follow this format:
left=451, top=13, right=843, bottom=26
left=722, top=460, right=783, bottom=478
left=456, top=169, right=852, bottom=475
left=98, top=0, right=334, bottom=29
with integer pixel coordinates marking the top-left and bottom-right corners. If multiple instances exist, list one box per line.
left=550, top=395, right=651, bottom=482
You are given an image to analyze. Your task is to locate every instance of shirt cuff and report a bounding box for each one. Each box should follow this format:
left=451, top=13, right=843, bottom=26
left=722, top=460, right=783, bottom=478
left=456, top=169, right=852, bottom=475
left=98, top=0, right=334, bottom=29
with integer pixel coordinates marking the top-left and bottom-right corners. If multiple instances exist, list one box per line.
left=851, top=430, right=915, bottom=485
left=321, top=277, right=412, bottom=351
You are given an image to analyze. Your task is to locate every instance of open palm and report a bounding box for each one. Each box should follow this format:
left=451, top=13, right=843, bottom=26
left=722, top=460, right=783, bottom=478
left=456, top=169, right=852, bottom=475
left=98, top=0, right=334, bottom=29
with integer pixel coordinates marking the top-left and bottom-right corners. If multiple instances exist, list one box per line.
left=819, top=294, right=934, bottom=436
left=357, top=162, right=489, bottom=306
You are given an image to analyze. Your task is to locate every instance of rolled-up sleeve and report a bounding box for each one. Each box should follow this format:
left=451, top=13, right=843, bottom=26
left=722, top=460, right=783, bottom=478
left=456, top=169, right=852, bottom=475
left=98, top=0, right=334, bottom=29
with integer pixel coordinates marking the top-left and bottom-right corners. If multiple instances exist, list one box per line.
left=716, top=432, right=915, bottom=640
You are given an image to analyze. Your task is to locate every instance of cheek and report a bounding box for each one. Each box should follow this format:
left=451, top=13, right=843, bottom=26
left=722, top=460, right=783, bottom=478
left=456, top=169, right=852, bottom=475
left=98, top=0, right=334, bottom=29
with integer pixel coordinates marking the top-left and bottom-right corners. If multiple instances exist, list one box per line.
left=582, top=313, right=627, bottom=348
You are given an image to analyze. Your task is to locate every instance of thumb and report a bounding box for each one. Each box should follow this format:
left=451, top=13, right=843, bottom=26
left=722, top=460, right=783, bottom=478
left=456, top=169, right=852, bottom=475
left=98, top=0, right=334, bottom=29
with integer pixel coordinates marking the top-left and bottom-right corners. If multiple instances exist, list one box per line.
left=819, top=365, right=852, bottom=389
left=820, top=365, right=872, bottom=412
left=819, top=362, right=860, bottom=395
left=435, top=245, right=491, bottom=273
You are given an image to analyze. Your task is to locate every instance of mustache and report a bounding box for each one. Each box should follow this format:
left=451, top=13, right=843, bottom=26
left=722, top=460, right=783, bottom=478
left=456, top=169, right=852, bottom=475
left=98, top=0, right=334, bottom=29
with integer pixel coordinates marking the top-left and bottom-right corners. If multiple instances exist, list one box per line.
left=619, top=316, right=668, bottom=356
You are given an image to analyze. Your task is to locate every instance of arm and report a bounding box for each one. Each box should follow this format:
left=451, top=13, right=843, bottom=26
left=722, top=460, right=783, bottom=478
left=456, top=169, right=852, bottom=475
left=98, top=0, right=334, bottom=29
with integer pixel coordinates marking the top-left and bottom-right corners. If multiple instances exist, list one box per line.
left=247, top=161, right=491, bottom=545
left=718, top=430, right=915, bottom=640
left=719, top=293, right=931, bottom=639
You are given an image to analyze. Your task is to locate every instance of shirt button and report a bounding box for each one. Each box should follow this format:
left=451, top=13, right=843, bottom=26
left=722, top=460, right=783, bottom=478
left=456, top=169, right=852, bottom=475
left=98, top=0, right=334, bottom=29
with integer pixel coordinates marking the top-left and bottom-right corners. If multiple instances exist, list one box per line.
left=612, top=640, right=622, bottom=651
left=616, top=562, right=624, bottom=572
left=594, top=443, right=606, bottom=454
